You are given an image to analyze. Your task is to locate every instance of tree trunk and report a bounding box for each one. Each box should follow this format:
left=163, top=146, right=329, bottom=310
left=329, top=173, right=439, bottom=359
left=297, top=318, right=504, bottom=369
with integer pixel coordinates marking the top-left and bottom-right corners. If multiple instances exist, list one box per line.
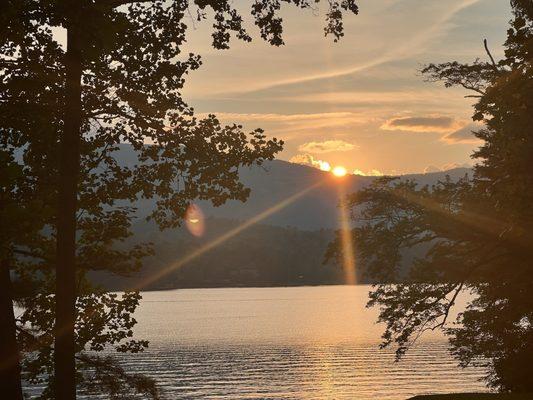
left=55, top=11, right=82, bottom=400
left=0, top=260, right=23, bottom=400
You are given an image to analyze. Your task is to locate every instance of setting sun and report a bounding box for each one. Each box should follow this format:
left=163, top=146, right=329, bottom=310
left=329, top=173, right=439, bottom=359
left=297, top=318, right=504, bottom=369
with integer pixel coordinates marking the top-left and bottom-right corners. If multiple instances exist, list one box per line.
left=332, top=166, right=348, bottom=177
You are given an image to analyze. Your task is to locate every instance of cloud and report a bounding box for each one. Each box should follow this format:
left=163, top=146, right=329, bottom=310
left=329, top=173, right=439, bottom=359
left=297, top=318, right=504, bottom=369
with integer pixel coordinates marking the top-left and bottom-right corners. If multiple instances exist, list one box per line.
left=441, top=123, right=484, bottom=144
left=289, top=154, right=331, bottom=171
left=198, top=111, right=374, bottom=140
left=199, top=112, right=356, bottom=122
left=282, top=90, right=448, bottom=106
left=226, top=0, right=482, bottom=95
left=353, top=168, right=383, bottom=176
left=201, top=111, right=372, bottom=126
left=381, top=116, right=460, bottom=133
left=424, top=162, right=472, bottom=173
left=291, top=154, right=384, bottom=176
left=424, top=165, right=442, bottom=173
left=442, top=162, right=472, bottom=171
left=298, top=140, right=357, bottom=154
left=381, top=117, right=484, bottom=142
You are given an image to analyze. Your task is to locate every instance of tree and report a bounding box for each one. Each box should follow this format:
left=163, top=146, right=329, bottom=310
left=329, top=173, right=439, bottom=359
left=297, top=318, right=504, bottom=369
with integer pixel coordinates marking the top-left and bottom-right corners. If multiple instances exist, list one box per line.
left=1, top=0, right=359, bottom=398
left=327, top=0, right=532, bottom=392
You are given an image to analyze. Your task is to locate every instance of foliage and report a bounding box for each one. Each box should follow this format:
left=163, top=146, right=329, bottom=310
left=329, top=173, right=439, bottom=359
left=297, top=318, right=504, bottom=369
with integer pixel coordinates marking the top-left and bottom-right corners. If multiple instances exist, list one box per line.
left=17, top=289, right=153, bottom=398
left=327, top=0, right=533, bottom=392
left=1, top=0, right=359, bottom=397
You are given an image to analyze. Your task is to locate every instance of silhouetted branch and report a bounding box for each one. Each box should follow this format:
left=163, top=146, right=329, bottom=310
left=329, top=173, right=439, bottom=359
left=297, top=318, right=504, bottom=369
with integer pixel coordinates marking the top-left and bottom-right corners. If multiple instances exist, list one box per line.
left=483, top=39, right=499, bottom=72
left=13, top=248, right=52, bottom=263
left=104, top=0, right=154, bottom=8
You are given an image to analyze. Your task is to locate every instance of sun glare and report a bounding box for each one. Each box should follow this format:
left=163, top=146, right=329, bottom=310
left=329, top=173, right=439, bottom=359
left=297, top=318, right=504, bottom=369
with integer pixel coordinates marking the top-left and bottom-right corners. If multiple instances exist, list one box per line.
left=185, top=204, right=205, bottom=237
left=332, top=166, right=347, bottom=177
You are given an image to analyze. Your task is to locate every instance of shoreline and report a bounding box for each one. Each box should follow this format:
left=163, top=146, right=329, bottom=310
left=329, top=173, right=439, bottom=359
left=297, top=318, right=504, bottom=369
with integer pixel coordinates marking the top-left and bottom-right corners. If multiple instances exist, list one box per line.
left=408, top=394, right=533, bottom=399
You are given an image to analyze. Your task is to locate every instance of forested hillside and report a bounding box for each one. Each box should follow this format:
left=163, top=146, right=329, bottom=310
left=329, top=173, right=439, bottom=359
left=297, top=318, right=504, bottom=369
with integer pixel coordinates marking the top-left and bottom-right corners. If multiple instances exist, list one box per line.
left=91, top=218, right=342, bottom=290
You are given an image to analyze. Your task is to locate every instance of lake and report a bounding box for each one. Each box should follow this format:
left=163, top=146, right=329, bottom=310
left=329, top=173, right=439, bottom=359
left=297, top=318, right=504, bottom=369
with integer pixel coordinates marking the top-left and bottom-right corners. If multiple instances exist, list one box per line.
left=120, top=285, right=487, bottom=399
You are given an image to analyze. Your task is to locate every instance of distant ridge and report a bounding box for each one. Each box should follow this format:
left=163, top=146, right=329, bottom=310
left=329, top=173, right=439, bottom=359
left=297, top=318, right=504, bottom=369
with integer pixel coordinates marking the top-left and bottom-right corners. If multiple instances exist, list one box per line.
left=197, top=159, right=471, bottom=230
left=91, top=145, right=472, bottom=289
left=113, top=144, right=471, bottom=230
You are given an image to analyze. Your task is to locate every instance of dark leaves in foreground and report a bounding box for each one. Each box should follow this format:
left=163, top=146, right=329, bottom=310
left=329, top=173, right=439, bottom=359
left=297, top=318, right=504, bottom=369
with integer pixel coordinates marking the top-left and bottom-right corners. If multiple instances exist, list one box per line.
left=327, top=0, right=533, bottom=392
left=2, top=0, right=359, bottom=397
left=77, top=354, right=159, bottom=400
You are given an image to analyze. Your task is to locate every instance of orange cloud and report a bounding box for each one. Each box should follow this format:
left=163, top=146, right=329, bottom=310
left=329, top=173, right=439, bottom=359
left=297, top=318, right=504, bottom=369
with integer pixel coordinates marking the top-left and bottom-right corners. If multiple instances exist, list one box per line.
left=298, top=140, right=357, bottom=154
left=381, top=115, right=462, bottom=133
left=424, top=165, right=441, bottom=173
left=442, top=162, right=472, bottom=171
left=424, top=163, right=472, bottom=173
left=441, top=123, right=484, bottom=144
left=289, top=154, right=331, bottom=171
left=353, top=168, right=383, bottom=176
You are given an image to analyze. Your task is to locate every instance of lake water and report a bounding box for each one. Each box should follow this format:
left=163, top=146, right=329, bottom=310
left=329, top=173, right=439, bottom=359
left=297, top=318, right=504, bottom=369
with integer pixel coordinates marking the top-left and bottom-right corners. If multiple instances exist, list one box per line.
left=121, top=285, right=487, bottom=399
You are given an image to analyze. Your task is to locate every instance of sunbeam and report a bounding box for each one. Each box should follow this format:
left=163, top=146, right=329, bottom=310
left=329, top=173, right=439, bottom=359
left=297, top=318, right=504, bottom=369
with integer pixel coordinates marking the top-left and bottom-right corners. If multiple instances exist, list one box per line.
left=337, top=184, right=356, bottom=285
left=389, top=187, right=532, bottom=249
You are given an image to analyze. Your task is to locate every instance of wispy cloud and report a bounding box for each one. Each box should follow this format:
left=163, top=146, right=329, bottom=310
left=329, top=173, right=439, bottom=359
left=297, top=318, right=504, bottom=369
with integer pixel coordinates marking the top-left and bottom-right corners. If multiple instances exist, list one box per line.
left=382, top=116, right=484, bottom=144
left=442, top=162, right=472, bottom=170
left=353, top=168, right=384, bottom=176
left=198, top=111, right=370, bottom=123
left=424, top=162, right=472, bottom=173
left=198, top=111, right=375, bottom=138
left=424, top=165, right=442, bottom=173
left=289, top=154, right=331, bottom=171
left=182, top=0, right=506, bottom=174
left=441, top=123, right=484, bottom=144
left=281, top=90, right=448, bottom=105
left=298, top=140, right=357, bottom=154
left=381, top=115, right=461, bottom=133
left=229, top=0, right=481, bottom=95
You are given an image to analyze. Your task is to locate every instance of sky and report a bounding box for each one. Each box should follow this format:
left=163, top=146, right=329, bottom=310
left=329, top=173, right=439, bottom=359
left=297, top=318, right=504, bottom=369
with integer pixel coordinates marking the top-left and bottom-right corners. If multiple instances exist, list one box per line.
left=180, top=0, right=511, bottom=175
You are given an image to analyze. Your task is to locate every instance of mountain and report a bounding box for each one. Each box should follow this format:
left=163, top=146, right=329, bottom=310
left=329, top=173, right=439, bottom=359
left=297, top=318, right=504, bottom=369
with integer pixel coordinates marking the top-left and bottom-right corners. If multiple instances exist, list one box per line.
left=113, top=144, right=471, bottom=231
left=89, top=145, right=472, bottom=290
left=93, top=217, right=341, bottom=290
left=196, top=160, right=470, bottom=230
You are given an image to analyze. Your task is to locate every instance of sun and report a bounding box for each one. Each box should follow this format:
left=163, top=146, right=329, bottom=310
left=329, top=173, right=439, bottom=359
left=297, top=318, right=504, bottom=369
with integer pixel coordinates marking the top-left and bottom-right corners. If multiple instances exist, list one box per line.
left=332, top=166, right=347, bottom=177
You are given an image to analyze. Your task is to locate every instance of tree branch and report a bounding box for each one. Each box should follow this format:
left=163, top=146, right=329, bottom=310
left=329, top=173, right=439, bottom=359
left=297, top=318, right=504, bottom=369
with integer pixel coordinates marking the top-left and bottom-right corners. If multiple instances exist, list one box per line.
left=13, top=248, right=52, bottom=263
left=483, top=39, right=499, bottom=72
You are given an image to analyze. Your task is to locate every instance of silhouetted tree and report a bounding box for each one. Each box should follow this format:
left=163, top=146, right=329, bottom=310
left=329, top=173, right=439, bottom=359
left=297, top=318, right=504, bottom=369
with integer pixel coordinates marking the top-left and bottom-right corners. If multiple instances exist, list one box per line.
left=1, top=0, right=359, bottom=398
left=327, top=0, right=532, bottom=392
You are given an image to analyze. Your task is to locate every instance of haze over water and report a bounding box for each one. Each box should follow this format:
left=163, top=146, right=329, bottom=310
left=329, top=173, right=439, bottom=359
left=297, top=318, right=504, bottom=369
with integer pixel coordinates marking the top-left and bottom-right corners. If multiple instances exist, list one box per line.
left=120, top=285, right=487, bottom=399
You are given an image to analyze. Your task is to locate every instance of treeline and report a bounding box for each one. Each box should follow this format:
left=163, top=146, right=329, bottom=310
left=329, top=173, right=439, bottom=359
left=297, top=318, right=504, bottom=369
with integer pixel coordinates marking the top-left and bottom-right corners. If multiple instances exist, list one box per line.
left=91, top=218, right=347, bottom=290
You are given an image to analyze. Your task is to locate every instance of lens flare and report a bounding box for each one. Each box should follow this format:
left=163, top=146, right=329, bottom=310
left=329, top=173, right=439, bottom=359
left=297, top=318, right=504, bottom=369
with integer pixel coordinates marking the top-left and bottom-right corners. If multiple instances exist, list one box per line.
left=332, top=166, right=347, bottom=177
left=185, top=204, right=205, bottom=237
